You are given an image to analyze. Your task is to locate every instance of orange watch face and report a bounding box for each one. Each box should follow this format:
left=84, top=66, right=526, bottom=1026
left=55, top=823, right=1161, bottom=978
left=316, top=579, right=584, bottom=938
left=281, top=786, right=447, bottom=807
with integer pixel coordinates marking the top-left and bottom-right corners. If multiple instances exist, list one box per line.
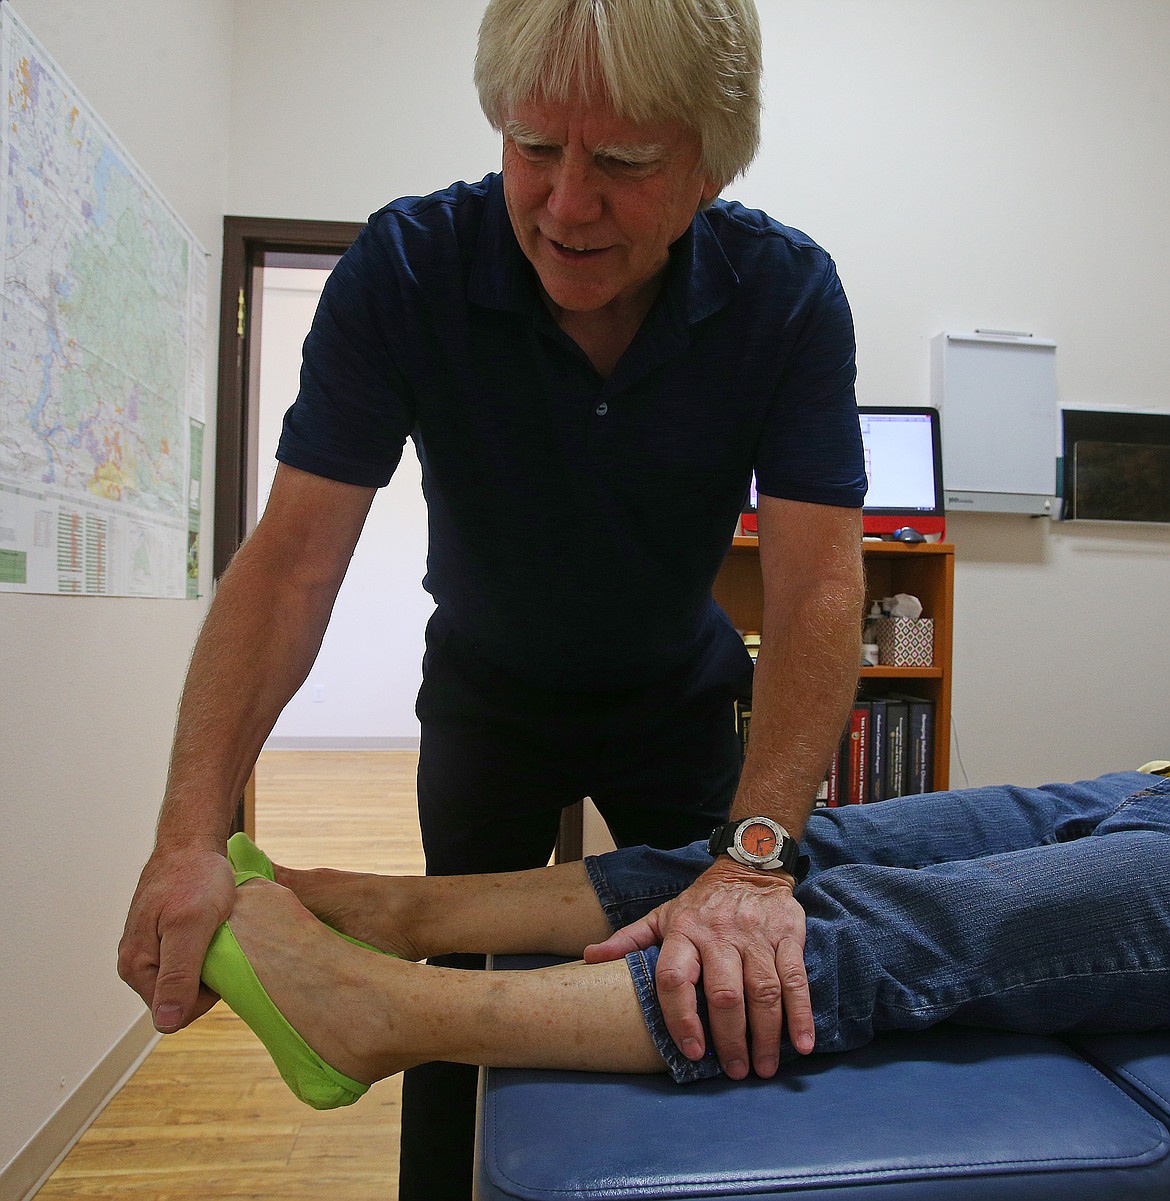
left=739, top=821, right=778, bottom=858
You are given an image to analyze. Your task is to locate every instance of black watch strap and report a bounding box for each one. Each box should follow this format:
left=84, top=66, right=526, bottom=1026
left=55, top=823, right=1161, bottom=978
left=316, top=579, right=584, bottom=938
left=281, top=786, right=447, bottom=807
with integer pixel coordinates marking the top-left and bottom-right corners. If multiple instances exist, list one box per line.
left=706, top=822, right=743, bottom=857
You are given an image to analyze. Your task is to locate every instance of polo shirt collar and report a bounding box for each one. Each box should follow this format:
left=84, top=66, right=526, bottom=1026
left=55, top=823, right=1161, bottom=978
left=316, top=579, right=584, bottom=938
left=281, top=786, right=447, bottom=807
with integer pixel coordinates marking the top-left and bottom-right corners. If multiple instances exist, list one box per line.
left=666, top=206, right=739, bottom=326
left=467, top=172, right=739, bottom=326
left=467, top=174, right=536, bottom=315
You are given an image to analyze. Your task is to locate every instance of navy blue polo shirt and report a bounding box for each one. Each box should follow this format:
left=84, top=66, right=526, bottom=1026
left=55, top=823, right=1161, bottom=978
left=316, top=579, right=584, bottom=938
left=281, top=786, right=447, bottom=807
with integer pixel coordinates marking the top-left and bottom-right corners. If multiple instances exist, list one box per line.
left=278, top=173, right=865, bottom=691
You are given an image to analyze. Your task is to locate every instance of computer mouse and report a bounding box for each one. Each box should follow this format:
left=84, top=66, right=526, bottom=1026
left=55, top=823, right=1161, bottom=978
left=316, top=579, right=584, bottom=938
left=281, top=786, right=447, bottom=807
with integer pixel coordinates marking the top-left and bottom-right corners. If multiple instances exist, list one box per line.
left=894, top=527, right=926, bottom=543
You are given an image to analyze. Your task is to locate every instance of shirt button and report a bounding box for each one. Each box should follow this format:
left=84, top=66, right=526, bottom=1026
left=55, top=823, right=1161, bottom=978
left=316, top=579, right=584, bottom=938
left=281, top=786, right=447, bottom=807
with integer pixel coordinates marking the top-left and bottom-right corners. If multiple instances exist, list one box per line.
left=595, top=402, right=609, bottom=416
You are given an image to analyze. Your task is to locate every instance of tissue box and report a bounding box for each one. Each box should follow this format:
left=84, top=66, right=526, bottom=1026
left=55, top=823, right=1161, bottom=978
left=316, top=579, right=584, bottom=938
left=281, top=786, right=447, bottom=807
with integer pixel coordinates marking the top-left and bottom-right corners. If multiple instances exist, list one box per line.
left=874, top=616, right=933, bottom=667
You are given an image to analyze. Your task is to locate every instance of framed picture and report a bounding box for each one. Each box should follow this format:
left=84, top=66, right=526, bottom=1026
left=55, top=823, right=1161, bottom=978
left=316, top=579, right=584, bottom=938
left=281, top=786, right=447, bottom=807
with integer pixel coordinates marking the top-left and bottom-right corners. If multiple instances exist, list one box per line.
left=1061, top=410, right=1170, bottom=523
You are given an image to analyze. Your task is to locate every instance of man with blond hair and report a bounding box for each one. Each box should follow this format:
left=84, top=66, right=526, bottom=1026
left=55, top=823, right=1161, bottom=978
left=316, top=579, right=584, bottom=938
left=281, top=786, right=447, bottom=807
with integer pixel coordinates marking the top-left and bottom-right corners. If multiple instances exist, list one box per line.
left=120, top=1, right=867, bottom=1194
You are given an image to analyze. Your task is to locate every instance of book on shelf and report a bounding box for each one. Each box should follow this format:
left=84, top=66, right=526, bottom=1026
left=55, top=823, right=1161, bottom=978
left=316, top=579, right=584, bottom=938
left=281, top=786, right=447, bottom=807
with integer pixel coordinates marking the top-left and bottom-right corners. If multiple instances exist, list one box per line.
left=867, top=696, right=888, bottom=803
left=864, top=692, right=935, bottom=799
left=818, top=699, right=874, bottom=807
left=901, top=694, right=934, bottom=796
left=883, top=697, right=910, bottom=800
left=734, top=697, right=752, bottom=760
left=841, top=700, right=870, bottom=806
left=733, top=639, right=755, bottom=760
left=816, top=743, right=842, bottom=807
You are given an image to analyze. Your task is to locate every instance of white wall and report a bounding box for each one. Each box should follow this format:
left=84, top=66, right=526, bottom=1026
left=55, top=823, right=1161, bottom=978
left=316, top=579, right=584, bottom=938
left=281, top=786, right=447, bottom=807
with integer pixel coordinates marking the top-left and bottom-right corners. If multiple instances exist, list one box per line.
left=227, top=0, right=499, bottom=221
left=226, top=0, right=1170, bottom=783
left=225, top=0, right=499, bottom=752
left=738, top=0, right=1170, bottom=784
left=256, top=268, right=431, bottom=747
left=0, top=0, right=233, bottom=1192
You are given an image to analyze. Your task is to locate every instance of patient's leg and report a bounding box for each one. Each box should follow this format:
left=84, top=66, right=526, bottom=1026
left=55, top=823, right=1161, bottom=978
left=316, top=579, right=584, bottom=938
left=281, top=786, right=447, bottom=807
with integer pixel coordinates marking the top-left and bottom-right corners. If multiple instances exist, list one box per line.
left=225, top=877, right=663, bottom=1085
left=803, top=771, right=1161, bottom=874
left=272, top=858, right=614, bottom=961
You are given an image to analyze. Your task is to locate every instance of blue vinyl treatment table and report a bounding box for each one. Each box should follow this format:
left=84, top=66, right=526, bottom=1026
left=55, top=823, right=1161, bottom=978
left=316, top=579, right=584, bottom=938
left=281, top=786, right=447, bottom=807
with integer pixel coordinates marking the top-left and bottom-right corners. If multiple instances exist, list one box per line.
left=475, top=956, right=1170, bottom=1201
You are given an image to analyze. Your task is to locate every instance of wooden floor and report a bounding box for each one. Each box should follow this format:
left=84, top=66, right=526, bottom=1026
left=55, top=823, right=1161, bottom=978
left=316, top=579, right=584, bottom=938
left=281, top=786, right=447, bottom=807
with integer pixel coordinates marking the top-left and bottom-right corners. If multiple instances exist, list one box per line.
left=37, top=751, right=425, bottom=1201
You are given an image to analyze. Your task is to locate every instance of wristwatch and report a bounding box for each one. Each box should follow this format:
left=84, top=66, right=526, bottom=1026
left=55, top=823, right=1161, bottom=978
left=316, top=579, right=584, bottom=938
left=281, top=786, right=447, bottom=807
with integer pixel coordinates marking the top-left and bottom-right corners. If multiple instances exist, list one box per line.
left=707, top=816, right=809, bottom=881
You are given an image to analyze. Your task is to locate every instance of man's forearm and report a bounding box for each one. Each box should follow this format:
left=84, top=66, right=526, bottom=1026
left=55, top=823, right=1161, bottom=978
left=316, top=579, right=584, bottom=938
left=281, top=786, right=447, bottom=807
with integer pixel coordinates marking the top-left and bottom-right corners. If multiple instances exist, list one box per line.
left=731, top=543, right=865, bottom=838
left=732, top=616, right=860, bottom=836
left=120, top=468, right=375, bottom=1031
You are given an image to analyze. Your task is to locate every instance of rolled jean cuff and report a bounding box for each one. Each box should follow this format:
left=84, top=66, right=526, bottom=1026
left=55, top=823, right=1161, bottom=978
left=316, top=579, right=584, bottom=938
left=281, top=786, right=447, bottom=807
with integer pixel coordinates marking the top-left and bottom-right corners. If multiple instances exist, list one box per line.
left=584, top=850, right=722, bottom=1083
left=625, top=945, right=722, bottom=1084
left=583, top=853, right=625, bottom=926
left=583, top=841, right=712, bottom=931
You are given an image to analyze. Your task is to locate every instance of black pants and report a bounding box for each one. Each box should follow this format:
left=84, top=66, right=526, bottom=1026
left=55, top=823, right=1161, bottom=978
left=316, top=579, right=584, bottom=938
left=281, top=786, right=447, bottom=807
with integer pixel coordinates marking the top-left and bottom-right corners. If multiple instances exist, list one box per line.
left=397, top=616, right=746, bottom=1200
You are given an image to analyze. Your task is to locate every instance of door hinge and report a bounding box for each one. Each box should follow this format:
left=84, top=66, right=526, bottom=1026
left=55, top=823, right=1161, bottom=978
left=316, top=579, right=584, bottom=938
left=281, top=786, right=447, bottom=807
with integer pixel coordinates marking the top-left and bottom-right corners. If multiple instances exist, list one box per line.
left=237, top=288, right=246, bottom=337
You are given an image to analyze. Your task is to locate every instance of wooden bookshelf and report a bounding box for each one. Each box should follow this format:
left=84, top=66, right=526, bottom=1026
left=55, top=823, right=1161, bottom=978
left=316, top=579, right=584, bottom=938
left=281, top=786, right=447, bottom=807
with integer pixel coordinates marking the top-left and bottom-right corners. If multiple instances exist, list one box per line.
left=712, top=538, right=954, bottom=792
left=556, top=538, right=955, bottom=859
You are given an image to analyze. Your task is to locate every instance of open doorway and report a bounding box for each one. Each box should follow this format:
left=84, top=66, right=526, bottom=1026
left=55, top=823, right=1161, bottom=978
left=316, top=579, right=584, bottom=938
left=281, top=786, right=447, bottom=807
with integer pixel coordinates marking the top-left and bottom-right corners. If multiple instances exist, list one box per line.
left=214, top=218, right=431, bottom=839
left=252, top=265, right=430, bottom=749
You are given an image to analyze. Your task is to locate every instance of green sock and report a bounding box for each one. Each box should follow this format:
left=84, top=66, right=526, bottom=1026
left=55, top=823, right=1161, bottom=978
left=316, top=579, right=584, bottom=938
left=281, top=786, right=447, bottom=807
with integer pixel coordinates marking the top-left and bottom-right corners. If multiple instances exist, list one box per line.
left=226, top=832, right=394, bottom=957
left=201, top=870, right=371, bottom=1110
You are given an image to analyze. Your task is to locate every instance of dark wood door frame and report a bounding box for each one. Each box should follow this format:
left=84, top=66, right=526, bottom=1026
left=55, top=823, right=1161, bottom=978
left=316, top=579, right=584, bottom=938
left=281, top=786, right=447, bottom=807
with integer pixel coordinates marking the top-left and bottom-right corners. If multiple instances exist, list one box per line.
left=214, top=216, right=363, bottom=834
left=213, top=216, right=364, bottom=580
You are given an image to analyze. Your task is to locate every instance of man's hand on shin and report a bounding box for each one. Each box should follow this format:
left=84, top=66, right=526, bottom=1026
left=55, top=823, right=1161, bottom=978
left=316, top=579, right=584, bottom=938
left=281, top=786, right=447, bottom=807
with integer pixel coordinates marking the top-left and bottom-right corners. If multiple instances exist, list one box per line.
left=584, top=858, right=813, bottom=1078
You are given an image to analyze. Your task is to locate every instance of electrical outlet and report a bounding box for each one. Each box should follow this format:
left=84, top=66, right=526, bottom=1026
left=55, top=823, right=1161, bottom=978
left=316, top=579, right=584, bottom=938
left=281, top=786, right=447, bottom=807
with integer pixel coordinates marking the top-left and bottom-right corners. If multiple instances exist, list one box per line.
left=312, top=684, right=325, bottom=703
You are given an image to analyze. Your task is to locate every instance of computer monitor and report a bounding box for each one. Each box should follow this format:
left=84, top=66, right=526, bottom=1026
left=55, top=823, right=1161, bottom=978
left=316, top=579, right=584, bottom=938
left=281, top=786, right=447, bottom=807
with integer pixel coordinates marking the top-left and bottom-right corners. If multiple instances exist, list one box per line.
left=739, top=406, right=945, bottom=539
left=859, top=405, right=945, bottom=538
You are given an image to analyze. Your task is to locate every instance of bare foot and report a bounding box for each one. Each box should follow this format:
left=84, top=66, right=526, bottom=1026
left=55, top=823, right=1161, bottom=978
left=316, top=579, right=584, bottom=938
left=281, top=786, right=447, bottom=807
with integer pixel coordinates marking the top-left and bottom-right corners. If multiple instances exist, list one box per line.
left=227, top=878, right=418, bottom=1083
left=271, top=864, right=426, bottom=961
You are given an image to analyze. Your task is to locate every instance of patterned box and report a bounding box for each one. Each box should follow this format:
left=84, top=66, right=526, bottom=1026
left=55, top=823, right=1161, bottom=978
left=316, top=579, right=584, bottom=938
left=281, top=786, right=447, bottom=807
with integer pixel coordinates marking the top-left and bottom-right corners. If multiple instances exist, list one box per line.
left=874, top=616, right=933, bottom=667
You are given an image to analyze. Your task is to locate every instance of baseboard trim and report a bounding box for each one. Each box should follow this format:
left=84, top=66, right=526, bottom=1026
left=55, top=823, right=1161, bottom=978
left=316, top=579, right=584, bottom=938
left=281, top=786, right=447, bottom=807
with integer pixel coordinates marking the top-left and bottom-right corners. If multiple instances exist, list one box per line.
left=4, top=1011, right=159, bottom=1201
left=263, top=736, right=420, bottom=751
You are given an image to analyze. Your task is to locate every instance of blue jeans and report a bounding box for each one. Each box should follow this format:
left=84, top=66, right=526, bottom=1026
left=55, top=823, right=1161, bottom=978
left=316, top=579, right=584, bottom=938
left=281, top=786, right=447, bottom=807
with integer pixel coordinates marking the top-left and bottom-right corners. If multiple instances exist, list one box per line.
left=585, top=772, right=1170, bottom=1083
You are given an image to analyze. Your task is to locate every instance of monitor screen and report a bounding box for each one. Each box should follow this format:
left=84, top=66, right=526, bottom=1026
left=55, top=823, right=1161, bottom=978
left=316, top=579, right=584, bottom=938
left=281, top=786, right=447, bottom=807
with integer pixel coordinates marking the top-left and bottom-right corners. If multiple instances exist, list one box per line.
left=858, top=406, right=945, bottom=536
left=740, top=406, right=945, bottom=538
